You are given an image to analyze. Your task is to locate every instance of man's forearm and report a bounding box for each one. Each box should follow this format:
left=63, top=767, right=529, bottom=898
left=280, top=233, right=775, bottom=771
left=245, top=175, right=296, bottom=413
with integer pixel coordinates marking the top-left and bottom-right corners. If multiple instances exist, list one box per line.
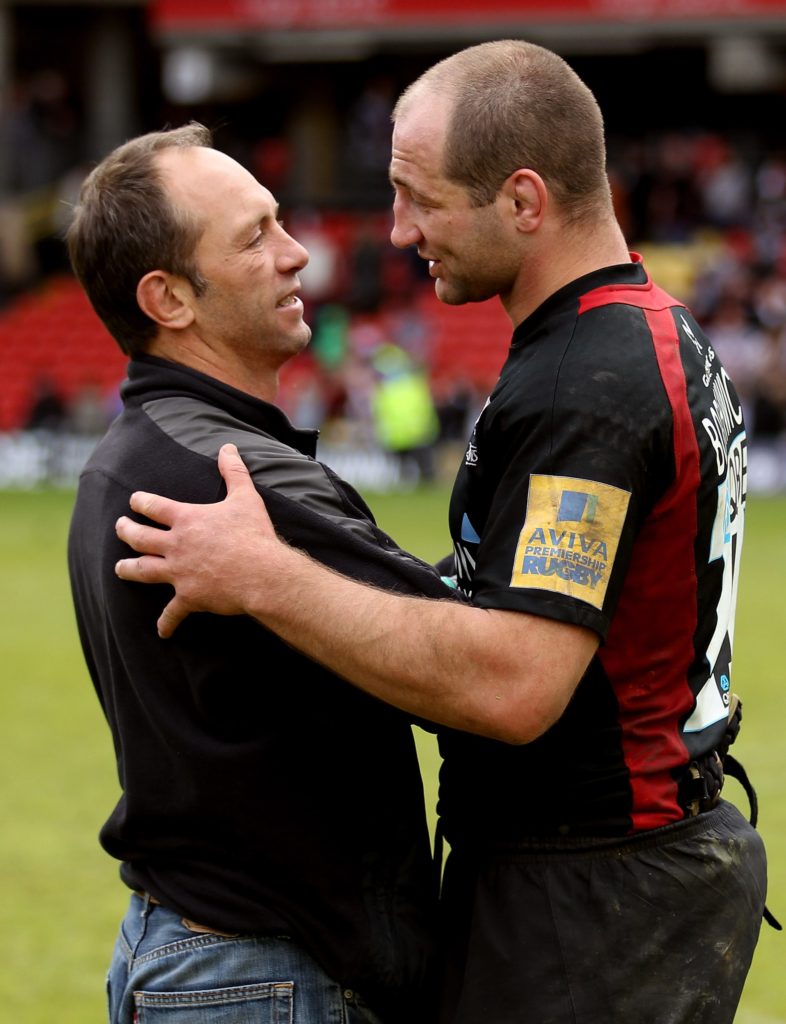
left=115, top=446, right=597, bottom=742
left=244, top=542, right=592, bottom=743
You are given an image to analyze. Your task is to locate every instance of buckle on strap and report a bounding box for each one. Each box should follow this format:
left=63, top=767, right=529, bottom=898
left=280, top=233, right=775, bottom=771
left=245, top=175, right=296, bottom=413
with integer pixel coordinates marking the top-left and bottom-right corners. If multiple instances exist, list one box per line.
left=678, top=693, right=741, bottom=818
left=678, top=695, right=781, bottom=932
left=679, top=753, right=723, bottom=818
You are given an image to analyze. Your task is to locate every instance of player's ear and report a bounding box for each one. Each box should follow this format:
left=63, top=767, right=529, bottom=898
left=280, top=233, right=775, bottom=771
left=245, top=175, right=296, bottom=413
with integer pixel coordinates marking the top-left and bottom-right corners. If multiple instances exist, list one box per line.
left=136, top=270, right=196, bottom=330
left=501, top=169, right=547, bottom=234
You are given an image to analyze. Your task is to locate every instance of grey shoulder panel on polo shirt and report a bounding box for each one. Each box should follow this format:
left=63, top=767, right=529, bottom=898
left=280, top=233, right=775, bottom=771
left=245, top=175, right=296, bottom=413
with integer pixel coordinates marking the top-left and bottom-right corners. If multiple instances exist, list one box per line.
left=142, top=395, right=380, bottom=544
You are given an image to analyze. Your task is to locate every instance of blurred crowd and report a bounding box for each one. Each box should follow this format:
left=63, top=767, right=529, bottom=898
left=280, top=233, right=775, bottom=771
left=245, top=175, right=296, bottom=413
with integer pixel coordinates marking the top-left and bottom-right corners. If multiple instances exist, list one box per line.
left=2, top=68, right=786, bottom=479
left=267, top=127, right=786, bottom=466
left=611, top=130, right=786, bottom=445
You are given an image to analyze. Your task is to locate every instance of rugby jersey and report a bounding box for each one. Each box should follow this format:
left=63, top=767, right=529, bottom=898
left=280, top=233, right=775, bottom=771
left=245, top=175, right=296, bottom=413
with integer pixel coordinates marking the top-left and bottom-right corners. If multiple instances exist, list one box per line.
left=438, top=255, right=746, bottom=839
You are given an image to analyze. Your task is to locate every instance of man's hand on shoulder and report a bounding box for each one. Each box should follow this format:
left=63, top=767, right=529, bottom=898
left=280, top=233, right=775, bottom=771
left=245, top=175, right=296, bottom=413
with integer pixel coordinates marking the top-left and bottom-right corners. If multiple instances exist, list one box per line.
left=115, top=443, right=290, bottom=637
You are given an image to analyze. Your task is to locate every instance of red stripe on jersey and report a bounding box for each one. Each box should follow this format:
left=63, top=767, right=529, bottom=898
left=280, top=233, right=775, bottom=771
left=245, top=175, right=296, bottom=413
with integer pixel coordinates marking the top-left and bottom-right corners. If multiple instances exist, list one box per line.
left=580, top=279, right=701, bottom=830
left=578, top=254, right=679, bottom=316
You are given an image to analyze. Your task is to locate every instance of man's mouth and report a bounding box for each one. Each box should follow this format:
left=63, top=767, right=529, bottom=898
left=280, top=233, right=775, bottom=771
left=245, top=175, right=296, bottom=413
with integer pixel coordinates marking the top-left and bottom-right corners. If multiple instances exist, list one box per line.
left=276, top=293, right=301, bottom=309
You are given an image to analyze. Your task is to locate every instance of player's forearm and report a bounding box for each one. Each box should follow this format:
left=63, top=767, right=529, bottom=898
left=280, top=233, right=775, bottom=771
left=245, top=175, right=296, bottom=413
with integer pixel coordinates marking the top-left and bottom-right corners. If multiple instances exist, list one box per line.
left=243, top=544, right=579, bottom=743
left=113, top=455, right=595, bottom=739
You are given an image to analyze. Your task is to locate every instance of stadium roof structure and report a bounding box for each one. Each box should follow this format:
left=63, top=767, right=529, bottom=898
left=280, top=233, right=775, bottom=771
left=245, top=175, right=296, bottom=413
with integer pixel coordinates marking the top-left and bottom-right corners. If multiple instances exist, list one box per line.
left=149, top=0, right=786, bottom=41
left=146, top=0, right=786, bottom=103
left=147, top=0, right=786, bottom=88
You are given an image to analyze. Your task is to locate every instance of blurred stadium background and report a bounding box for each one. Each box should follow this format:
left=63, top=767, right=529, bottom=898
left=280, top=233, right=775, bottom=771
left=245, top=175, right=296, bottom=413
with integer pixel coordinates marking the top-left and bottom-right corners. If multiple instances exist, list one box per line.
left=1, top=0, right=786, bottom=492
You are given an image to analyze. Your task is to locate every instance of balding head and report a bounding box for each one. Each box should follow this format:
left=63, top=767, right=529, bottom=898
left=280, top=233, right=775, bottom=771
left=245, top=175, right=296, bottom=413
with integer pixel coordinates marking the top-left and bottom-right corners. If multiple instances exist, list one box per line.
left=394, top=40, right=611, bottom=224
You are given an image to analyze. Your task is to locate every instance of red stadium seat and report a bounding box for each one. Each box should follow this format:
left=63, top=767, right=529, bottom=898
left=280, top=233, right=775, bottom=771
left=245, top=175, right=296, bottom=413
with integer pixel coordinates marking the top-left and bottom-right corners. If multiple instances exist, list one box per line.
left=0, top=275, right=125, bottom=430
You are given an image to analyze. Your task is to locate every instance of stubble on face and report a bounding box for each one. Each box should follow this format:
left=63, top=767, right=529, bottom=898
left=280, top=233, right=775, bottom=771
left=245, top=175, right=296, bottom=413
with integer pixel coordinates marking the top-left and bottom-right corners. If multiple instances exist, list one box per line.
left=392, top=92, right=521, bottom=310
left=432, top=200, right=522, bottom=308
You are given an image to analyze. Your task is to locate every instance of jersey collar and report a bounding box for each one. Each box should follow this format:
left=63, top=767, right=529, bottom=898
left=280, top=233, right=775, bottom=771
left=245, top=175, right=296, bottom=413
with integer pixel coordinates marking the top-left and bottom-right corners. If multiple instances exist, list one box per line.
left=123, top=353, right=319, bottom=457
left=511, top=253, right=649, bottom=348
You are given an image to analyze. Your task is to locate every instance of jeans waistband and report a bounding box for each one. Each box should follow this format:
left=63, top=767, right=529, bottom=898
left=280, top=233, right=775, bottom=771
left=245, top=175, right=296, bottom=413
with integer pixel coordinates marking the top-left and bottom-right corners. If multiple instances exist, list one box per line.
left=133, top=890, right=240, bottom=938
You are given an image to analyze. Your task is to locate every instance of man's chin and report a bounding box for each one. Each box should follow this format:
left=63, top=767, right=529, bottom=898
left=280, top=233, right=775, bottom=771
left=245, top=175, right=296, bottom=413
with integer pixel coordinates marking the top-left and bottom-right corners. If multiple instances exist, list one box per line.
left=435, top=279, right=468, bottom=306
left=295, top=323, right=313, bottom=347
left=282, top=326, right=313, bottom=362
left=435, top=278, right=491, bottom=306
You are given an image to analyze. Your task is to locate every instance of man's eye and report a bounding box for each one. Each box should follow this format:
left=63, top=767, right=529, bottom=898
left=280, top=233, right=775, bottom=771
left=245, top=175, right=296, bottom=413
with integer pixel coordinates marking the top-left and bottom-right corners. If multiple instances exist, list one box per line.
left=412, top=194, right=433, bottom=210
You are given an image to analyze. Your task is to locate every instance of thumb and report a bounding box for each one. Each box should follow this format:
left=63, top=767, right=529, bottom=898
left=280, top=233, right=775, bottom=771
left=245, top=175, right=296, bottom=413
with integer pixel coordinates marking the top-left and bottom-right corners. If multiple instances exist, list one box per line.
left=218, top=443, right=254, bottom=495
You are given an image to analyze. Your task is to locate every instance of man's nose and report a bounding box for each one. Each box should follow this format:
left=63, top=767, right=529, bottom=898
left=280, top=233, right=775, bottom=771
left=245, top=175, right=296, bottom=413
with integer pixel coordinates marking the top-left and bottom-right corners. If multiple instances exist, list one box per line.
left=279, top=234, right=309, bottom=271
left=390, top=216, right=422, bottom=250
left=390, top=196, right=422, bottom=250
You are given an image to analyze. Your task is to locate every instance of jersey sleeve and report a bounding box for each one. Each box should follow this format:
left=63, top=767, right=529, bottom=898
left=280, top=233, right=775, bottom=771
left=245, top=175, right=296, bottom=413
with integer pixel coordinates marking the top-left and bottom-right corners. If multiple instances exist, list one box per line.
left=467, top=307, right=675, bottom=638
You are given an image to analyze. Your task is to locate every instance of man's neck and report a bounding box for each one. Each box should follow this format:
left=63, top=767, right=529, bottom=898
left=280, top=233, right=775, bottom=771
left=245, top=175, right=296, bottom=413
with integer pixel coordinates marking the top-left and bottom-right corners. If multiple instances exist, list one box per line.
left=147, top=335, right=279, bottom=404
left=503, top=216, right=631, bottom=328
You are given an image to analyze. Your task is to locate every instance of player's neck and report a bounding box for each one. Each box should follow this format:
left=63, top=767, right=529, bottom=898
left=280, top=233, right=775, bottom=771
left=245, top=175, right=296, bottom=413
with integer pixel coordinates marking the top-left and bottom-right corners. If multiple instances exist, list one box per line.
left=503, top=218, right=631, bottom=328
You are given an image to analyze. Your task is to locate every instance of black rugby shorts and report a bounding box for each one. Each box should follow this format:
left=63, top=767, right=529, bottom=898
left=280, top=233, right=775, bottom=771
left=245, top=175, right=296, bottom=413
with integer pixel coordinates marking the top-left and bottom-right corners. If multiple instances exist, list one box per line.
left=438, top=800, right=767, bottom=1024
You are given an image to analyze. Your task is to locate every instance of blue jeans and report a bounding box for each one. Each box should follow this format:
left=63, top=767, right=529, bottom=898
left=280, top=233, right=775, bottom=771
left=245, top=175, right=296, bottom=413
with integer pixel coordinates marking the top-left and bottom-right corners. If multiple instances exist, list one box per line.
left=107, top=892, right=386, bottom=1024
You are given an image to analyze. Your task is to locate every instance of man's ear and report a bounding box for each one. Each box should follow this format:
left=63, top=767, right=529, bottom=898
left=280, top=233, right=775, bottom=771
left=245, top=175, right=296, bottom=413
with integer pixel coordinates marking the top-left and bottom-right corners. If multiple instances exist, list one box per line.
left=501, top=169, right=548, bottom=234
left=136, top=271, right=196, bottom=330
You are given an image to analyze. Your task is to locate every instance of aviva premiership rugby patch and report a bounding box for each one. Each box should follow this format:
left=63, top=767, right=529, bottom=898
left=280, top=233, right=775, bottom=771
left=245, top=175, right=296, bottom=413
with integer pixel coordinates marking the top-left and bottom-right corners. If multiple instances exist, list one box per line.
left=510, top=475, right=631, bottom=609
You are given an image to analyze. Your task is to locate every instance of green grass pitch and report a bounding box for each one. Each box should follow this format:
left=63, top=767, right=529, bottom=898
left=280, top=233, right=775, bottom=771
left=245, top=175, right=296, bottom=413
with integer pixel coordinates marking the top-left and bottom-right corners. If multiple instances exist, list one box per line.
left=1, top=485, right=783, bottom=1022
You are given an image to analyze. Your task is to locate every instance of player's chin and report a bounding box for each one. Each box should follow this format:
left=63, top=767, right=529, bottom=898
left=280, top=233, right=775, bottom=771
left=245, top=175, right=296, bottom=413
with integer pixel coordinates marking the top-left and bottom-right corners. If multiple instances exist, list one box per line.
left=435, top=278, right=469, bottom=306
left=435, top=277, right=489, bottom=306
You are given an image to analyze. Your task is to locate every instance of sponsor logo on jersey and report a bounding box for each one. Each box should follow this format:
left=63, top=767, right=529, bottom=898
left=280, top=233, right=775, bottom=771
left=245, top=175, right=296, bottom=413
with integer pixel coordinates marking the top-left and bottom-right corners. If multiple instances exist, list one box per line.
left=463, top=397, right=490, bottom=467
left=680, top=313, right=703, bottom=356
left=681, top=314, right=719, bottom=388
left=701, top=344, right=717, bottom=388
left=464, top=440, right=479, bottom=466
left=510, top=475, right=630, bottom=609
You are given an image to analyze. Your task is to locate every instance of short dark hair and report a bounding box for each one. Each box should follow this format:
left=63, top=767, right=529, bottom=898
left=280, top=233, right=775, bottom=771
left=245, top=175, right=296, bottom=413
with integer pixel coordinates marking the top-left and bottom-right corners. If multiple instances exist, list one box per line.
left=66, top=123, right=212, bottom=355
left=394, top=40, right=611, bottom=222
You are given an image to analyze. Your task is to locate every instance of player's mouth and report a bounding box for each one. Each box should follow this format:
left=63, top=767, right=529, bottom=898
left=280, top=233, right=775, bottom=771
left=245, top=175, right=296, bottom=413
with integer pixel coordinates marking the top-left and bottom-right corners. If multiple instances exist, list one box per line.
left=428, top=259, right=442, bottom=278
left=276, top=292, right=302, bottom=310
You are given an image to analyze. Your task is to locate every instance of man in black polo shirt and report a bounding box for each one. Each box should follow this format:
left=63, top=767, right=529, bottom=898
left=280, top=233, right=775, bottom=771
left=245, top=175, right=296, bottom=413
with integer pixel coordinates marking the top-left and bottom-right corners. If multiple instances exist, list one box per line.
left=116, top=42, right=772, bottom=1024
left=66, top=124, right=459, bottom=1024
